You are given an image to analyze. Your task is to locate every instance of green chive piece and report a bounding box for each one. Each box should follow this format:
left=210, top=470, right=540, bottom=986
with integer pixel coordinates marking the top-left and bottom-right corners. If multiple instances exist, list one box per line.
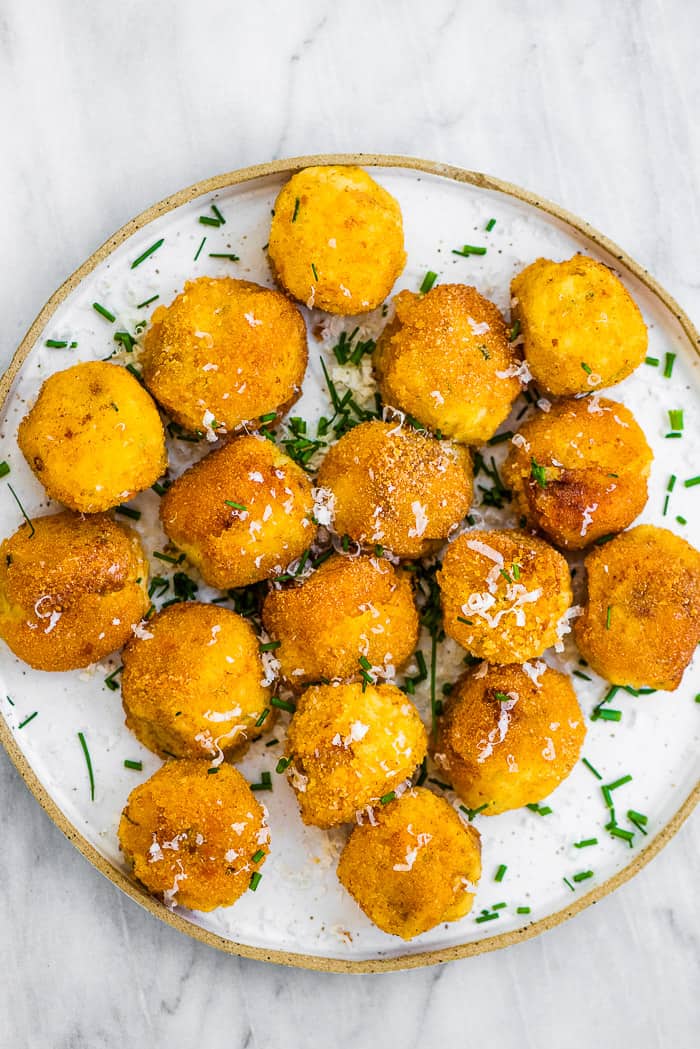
left=116, top=504, right=141, bottom=521
left=0, top=462, right=9, bottom=478
left=137, top=294, right=159, bottom=309
left=199, top=215, right=221, bottom=227
left=460, top=802, right=488, bottom=820
left=563, top=878, right=575, bottom=892
left=194, top=236, right=206, bottom=261
left=45, top=339, right=68, bottom=348
left=526, top=802, right=553, bottom=816
left=131, top=238, right=164, bottom=269
left=645, top=356, right=659, bottom=366
left=259, top=640, right=281, bottom=653
left=225, top=500, right=247, bottom=511
left=475, top=912, right=499, bottom=923
left=485, top=218, right=496, bottom=232
left=249, top=871, right=262, bottom=892
left=663, top=352, right=676, bottom=378
left=420, top=270, right=438, bottom=293
left=574, top=838, right=598, bottom=848
left=255, top=708, right=270, bottom=728
left=17, top=711, right=38, bottom=729
left=104, top=666, right=123, bottom=691
left=8, top=484, right=35, bottom=537
left=92, top=302, right=116, bottom=322
left=452, top=244, right=487, bottom=257
left=494, top=864, right=507, bottom=883
left=516, top=906, right=531, bottom=915
left=124, top=759, right=143, bottom=771
left=684, top=476, right=700, bottom=488
left=582, top=757, right=603, bottom=780
left=77, top=731, right=95, bottom=801
left=530, top=458, right=547, bottom=489
left=153, top=551, right=183, bottom=565
left=210, top=204, right=225, bottom=225
left=581, top=362, right=592, bottom=374
left=428, top=778, right=452, bottom=791
left=275, top=757, right=291, bottom=774
left=311, top=262, right=319, bottom=281
left=251, top=849, right=265, bottom=864
left=597, top=708, right=622, bottom=721
left=668, top=409, right=684, bottom=431
left=663, top=494, right=670, bottom=516
left=676, top=515, right=687, bottom=525
left=292, top=197, right=300, bottom=222
left=573, top=670, right=592, bottom=681
left=609, top=826, right=635, bottom=845
left=270, top=696, right=295, bottom=714
left=207, top=767, right=219, bottom=775
left=606, top=774, right=633, bottom=791
left=509, top=319, right=521, bottom=341
left=208, top=253, right=240, bottom=261
left=573, top=870, right=594, bottom=883
left=380, top=791, right=396, bottom=805
left=605, top=605, right=612, bottom=630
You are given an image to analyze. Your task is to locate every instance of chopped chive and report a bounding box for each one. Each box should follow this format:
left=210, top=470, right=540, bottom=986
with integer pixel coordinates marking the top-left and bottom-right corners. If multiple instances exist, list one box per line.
left=573, top=870, right=594, bottom=883
left=265, top=738, right=279, bottom=748
left=594, top=533, right=615, bottom=546
left=249, top=871, right=263, bottom=891
left=8, top=484, right=35, bottom=537
left=224, top=500, right=247, bottom=511
left=487, top=430, right=514, bottom=446
left=104, top=666, right=123, bottom=691
left=380, top=791, right=396, bottom=805
left=275, top=757, right=291, bottom=774
left=494, top=864, right=507, bottom=883
left=116, top=504, right=141, bottom=521
left=627, top=809, right=648, bottom=825
left=609, top=826, right=634, bottom=845
left=194, top=236, right=206, bottom=261
left=663, top=352, right=676, bottom=378
left=645, top=356, right=659, bottom=366
left=452, top=244, right=487, bottom=257
left=460, top=802, right=488, bottom=820
left=573, top=670, right=592, bottom=681
left=255, top=708, right=270, bottom=728
left=113, top=330, right=136, bottom=352
left=428, top=778, right=452, bottom=791
left=259, top=640, right=281, bottom=653
left=597, top=708, right=622, bottom=721
left=5, top=695, right=14, bottom=706
left=574, top=838, right=598, bottom=848
left=92, top=302, right=116, bottom=323
left=665, top=432, right=682, bottom=439
left=251, top=848, right=265, bottom=864
left=206, top=766, right=219, bottom=775
left=153, top=551, right=184, bottom=565
left=456, top=615, right=473, bottom=626
left=17, top=711, right=38, bottom=729
left=563, top=877, right=575, bottom=892
left=509, top=319, right=521, bottom=341
left=499, top=568, right=512, bottom=584
left=77, top=731, right=95, bottom=801
left=663, top=494, right=670, bottom=516
left=419, top=270, right=438, bottom=293
left=516, top=906, right=531, bottom=915
left=125, top=364, right=144, bottom=384
left=581, top=362, right=592, bottom=375
left=530, top=458, right=547, bottom=489
left=0, top=462, right=9, bottom=478
left=605, top=605, right=612, bottom=630
left=124, top=759, right=143, bottom=771
left=250, top=771, right=273, bottom=792
left=358, top=655, right=372, bottom=671
left=526, top=802, right=553, bottom=816
left=45, top=339, right=68, bottom=348
left=582, top=757, right=603, bottom=779
left=199, top=215, right=221, bottom=227
left=606, top=774, right=633, bottom=791
left=210, top=204, right=225, bottom=225
left=491, top=902, right=507, bottom=910
left=291, top=197, right=300, bottom=222
left=270, top=696, right=295, bottom=714
left=137, top=294, right=159, bottom=309
left=131, top=238, right=164, bottom=269
left=475, top=912, right=499, bottom=923
left=668, top=409, right=684, bottom=431
left=684, top=476, right=700, bottom=488
left=485, top=218, right=496, bottom=232
left=311, top=262, right=319, bottom=281
left=208, top=253, right=240, bottom=261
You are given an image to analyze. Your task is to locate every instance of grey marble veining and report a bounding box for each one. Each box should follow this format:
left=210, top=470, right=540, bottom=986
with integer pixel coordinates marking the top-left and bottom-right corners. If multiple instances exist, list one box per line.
left=0, top=1, right=698, bottom=1046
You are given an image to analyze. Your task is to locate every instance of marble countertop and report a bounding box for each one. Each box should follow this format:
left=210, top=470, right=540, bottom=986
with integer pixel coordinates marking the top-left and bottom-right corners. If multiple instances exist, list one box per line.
left=0, top=1, right=698, bottom=1046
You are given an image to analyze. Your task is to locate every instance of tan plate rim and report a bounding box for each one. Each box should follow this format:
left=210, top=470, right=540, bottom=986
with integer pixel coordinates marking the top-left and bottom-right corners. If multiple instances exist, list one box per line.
left=0, top=152, right=698, bottom=974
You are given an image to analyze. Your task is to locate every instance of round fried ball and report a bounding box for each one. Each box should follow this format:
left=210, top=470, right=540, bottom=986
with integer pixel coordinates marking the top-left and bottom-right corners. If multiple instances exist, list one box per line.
left=433, top=663, right=585, bottom=815
left=268, top=165, right=406, bottom=315
left=118, top=759, right=269, bottom=912
left=574, top=525, right=700, bottom=691
left=122, top=602, right=273, bottom=760
left=17, top=362, right=166, bottom=513
left=438, top=530, right=572, bottom=664
left=160, top=435, right=317, bottom=589
left=0, top=511, right=148, bottom=671
left=511, top=255, right=648, bottom=396
left=284, top=681, right=427, bottom=827
left=337, top=787, right=481, bottom=940
left=502, top=397, right=653, bottom=550
left=316, top=420, right=473, bottom=558
left=374, top=284, right=522, bottom=444
left=262, top=554, right=419, bottom=690
left=141, top=277, right=307, bottom=435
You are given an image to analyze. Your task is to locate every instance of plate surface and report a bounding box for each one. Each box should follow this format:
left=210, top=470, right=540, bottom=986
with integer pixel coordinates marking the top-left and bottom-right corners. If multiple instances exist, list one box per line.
left=0, top=155, right=698, bottom=972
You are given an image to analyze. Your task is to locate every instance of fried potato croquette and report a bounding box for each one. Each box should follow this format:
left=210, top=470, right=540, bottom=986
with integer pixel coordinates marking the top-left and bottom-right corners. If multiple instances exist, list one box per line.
left=374, top=284, right=522, bottom=444
left=433, top=663, right=585, bottom=815
left=284, top=681, right=427, bottom=827
left=141, top=277, right=307, bottom=435
left=337, top=787, right=481, bottom=940
left=502, top=397, right=653, bottom=550
left=17, top=362, right=166, bottom=513
left=160, top=435, right=317, bottom=589
left=0, top=511, right=148, bottom=671
left=268, top=165, right=406, bottom=315
left=262, top=554, right=419, bottom=690
left=316, top=421, right=473, bottom=558
left=118, top=760, right=269, bottom=912
left=574, top=525, right=700, bottom=690
left=438, top=530, right=572, bottom=664
left=122, top=602, right=273, bottom=760
left=511, top=255, right=648, bottom=396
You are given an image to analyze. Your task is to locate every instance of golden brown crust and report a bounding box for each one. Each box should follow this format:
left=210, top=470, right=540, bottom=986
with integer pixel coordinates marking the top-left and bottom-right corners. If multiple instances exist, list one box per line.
left=502, top=397, right=652, bottom=550
left=0, top=511, right=149, bottom=671
left=261, top=554, right=419, bottom=690
left=574, top=525, right=700, bottom=690
left=438, top=530, right=572, bottom=663
left=374, top=284, right=521, bottom=444
left=316, top=420, right=473, bottom=558
left=433, top=663, right=585, bottom=815
left=511, top=255, right=648, bottom=396
left=160, top=435, right=317, bottom=589
left=337, top=786, right=482, bottom=939
left=118, top=759, right=269, bottom=912
left=284, top=681, right=427, bottom=828
left=17, top=362, right=167, bottom=513
left=121, top=602, right=274, bottom=760
left=141, top=277, right=308, bottom=434
left=268, top=166, right=406, bottom=315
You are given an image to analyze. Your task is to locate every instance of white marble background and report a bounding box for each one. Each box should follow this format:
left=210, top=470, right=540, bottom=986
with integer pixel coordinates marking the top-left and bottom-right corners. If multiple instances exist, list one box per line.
left=0, top=0, right=698, bottom=1046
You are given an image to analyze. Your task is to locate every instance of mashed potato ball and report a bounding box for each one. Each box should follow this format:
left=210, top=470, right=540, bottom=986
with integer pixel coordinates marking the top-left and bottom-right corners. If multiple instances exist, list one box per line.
left=502, top=397, right=653, bottom=550
left=118, top=759, right=269, bottom=912
left=284, top=681, right=427, bottom=827
left=574, top=525, right=700, bottom=690
left=141, top=277, right=307, bottom=435
left=0, top=511, right=148, bottom=671
left=316, top=420, right=473, bottom=559
left=433, top=663, right=585, bottom=815
left=511, top=255, right=648, bottom=396
left=122, top=602, right=274, bottom=760
left=268, top=165, right=406, bottom=315
left=438, top=530, right=572, bottom=664
left=17, top=362, right=166, bottom=513
left=261, top=553, right=419, bottom=690
left=160, top=435, right=317, bottom=589
left=374, top=284, right=522, bottom=444
left=337, top=786, right=481, bottom=940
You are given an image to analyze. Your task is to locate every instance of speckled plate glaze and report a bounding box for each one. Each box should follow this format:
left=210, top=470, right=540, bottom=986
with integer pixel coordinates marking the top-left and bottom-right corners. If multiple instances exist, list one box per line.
left=0, top=155, right=698, bottom=973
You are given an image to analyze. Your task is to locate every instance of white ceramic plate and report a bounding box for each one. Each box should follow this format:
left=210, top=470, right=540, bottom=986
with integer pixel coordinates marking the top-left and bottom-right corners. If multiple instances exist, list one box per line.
left=0, top=156, right=698, bottom=972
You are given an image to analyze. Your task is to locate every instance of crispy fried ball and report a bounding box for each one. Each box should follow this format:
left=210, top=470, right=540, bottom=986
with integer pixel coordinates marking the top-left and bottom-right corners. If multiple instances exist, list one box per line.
left=0, top=511, right=148, bottom=671
left=17, top=362, right=166, bottom=513
left=122, top=602, right=273, bottom=760
left=574, top=525, right=700, bottom=690
left=374, top=284, right=522, bottom=444
left=502, top=397, right=653, bottom=550
left=160, top=435, right=317, bottom=589
left=141, top=277, right=307, bottom=435
left=337, top=787, right=481, bottom=940
left=284, top=681, right=427, bottom=827
left=118, top=760, right=269, bottom=912
left=261, top=554, right=419, bottom=690
left=438, top=530, right=572, bottom=664
left=268, top=165, right=406, bottom=315
left=316, top=421, right=473, bottom=558
left=511, top=255, right=648, bottom=396
left=433, top=663, right=585, bottom=815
